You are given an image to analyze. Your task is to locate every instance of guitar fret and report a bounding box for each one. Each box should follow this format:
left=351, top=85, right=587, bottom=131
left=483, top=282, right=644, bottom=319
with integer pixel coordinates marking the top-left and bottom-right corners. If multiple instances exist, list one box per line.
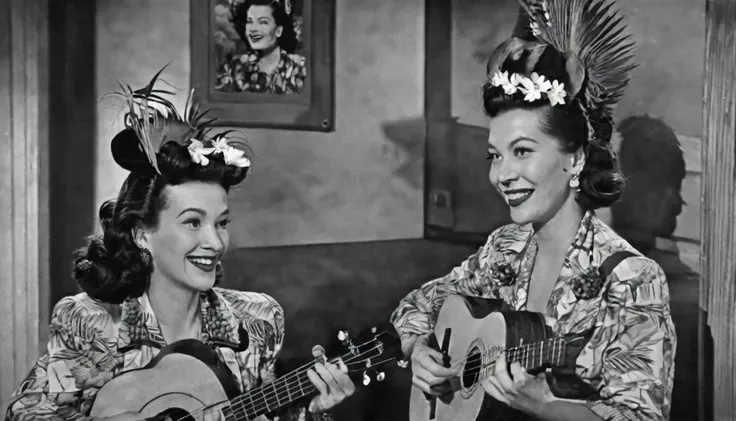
left=539, top=340, right=544, bottom=368
left=248, top=390, right=258, bottom=417
left=271, top=380, right=282, bottom=408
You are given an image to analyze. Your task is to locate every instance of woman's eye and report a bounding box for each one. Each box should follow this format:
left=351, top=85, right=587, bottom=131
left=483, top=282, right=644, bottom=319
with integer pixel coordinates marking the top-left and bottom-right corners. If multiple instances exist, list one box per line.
left=217, top=219, right=231, bottom=228
left=515, top=147, right=532, bottom=157
left=184, top=219, right=201, bottom=228
left=486, top=152, right=500, bottom=161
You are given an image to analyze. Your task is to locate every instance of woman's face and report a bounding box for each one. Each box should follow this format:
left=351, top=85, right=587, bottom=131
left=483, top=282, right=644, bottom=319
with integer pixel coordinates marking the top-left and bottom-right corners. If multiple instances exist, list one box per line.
left=246, top=5, right=282, bottom=51
left=139, top=181, right=231, bottom=293
left=487, top=108, right=581, bottom=227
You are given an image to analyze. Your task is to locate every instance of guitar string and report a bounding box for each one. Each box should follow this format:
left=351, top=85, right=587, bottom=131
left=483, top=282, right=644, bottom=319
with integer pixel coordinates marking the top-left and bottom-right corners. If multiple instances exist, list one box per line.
left=166, top=339, right=385, bottom=421
left=228, top=339, right=561, bottom=419
left=170, top=342, right=380, bottom=421
left=457, top=339, right=565, bottom=378
left=225, top=340, right=385, bottom=419
left=222, top=342, right=385, bottom=421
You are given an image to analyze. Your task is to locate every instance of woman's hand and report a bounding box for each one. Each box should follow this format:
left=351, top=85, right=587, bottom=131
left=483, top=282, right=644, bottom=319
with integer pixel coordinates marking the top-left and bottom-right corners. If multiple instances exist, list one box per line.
left=410, top=334, right=457, bottom=396
left=481, top=352, right=554, bottom=412
left=306, top=345, right=356, bottom=413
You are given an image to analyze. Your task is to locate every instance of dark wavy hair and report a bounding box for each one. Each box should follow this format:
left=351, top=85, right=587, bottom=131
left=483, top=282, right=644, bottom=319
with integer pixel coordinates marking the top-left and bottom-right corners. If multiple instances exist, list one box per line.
left=482, top=46, right=625, bottom=210
left=231, top=0, right=300, bottom=54
left=72, top=135, right=249, bottom=304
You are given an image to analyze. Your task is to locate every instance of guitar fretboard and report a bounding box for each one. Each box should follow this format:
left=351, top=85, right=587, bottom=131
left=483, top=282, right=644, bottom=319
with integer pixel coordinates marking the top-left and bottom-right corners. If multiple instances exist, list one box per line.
left=479, top=337, right=566, bottom=379
left=221, top=365, right=318, bottom=420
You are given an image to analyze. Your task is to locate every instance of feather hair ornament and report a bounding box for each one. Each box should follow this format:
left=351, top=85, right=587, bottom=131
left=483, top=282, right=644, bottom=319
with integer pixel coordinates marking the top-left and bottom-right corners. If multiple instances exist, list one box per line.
left=487, top=0, right=636, bottom=144
left=518, top=0, right=637, bottom=119
left=103, top=65, right=249, bottom=175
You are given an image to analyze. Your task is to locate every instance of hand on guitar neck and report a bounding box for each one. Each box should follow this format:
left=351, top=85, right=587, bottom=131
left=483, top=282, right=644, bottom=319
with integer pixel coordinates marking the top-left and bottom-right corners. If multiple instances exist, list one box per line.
left=480, top=350, right=555, bottom=412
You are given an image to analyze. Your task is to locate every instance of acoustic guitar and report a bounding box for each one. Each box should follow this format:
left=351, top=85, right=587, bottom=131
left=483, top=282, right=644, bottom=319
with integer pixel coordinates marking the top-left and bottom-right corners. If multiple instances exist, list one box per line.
left=407, top=294, right=597, bottom=421
left=90, top=324, right=402, bottom=421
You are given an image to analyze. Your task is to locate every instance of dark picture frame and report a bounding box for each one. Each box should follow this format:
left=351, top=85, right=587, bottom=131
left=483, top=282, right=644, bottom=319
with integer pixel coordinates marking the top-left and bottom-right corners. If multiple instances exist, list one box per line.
left=190, top=0, right=336, bottom=131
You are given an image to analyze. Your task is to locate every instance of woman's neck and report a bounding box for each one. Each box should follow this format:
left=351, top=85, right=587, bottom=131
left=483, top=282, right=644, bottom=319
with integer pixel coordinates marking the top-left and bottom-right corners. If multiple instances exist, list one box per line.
left=258, top=45, right=282, bottom=74
left=146, top=274, right=201, bottom=343
left=533, top=196, right=585, bottom=256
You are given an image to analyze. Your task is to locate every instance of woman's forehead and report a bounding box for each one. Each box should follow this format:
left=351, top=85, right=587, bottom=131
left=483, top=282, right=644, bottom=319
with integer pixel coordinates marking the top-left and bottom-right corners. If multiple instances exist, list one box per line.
left=163, top=182, right=228, bottom=215
left=487, top=109, right=547, bottom=148
left=247, top=5, right=274, bottom=18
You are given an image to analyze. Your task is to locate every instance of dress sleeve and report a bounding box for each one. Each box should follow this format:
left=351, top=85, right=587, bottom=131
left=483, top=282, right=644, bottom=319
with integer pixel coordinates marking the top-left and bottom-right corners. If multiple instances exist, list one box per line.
left=236, top=293, right=333, bottom=421
left=5, top=297, right=116, bottom=421
left=584, top=256, right=677, bottom=421
left=390, top=232, right=501, bottom=354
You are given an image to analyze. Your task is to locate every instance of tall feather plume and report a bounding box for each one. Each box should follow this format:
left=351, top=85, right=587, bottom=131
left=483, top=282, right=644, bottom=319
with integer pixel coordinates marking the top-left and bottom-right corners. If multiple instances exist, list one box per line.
left=517, top=0, right=637, bottom=120
left=102, top=65, right=218, bottom=174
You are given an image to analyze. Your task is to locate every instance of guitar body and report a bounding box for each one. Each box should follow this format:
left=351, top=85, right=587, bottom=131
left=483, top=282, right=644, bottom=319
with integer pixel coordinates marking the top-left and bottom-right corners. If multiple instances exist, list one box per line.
left=408, top=295, right=593, bottom=421
left=90, top=339, right=242, bottom=421
left=88, top=325, right=403, bottom=421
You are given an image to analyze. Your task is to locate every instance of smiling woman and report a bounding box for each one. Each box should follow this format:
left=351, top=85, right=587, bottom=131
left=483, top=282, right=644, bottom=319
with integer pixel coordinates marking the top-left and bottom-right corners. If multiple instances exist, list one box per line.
left=392, top=1, right=677, bottom=421
left=215, top=0, right=306, bottom=94
left=4, top=69, right=354, bottom=421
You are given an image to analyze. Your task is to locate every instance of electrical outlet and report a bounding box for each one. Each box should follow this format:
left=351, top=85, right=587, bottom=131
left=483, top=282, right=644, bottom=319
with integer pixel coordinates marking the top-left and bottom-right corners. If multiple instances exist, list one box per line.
left=428, top=189, right=454, bottom=228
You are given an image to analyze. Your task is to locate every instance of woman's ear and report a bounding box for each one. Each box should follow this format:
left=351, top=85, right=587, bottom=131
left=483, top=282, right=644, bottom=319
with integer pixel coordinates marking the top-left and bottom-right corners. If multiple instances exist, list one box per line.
left=572, top=148, right=586, bottom=175
left=132, top=225, right=150, bottom=250
left=276, top=25, right=283, bottom=38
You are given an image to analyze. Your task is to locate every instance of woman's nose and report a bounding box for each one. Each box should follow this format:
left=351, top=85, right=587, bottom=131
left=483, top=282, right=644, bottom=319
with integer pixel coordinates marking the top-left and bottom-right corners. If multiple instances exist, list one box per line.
left=201, top=227, right=224, bottom=252
left=492, top=160, right=518, bottom=185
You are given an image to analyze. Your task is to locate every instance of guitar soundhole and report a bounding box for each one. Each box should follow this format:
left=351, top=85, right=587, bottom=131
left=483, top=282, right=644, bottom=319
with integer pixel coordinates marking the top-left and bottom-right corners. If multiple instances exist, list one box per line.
left=153, top=407, right=194, bottom=421
left=461, top=347, right=482, bottom=388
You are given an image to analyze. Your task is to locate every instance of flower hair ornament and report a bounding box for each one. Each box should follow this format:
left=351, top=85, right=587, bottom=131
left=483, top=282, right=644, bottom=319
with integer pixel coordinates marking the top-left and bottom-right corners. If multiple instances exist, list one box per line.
left=487, top=0, right=637, bottom=144
left=104, top=65, right=251, bottom=176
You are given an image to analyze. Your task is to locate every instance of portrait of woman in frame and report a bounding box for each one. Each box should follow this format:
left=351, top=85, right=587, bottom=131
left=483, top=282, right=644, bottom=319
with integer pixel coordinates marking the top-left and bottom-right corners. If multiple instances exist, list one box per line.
left=190, top=0, right=335, bottom=131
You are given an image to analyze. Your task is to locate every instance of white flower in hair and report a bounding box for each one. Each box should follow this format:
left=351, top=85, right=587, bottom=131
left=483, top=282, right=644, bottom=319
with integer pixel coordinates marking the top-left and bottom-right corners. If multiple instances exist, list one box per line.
left=212, top=137, right=230, bottom=153
left=519, top=77, right=541, bottom=102
left=221, top=145, right=251, bottom=168
left=547, top=80, right=567, bottom=106
left=531, top=73, right=552, bottom=92
left=491, top=71, right=520, bottom=95
left=188, top=139, right=215, bottom=166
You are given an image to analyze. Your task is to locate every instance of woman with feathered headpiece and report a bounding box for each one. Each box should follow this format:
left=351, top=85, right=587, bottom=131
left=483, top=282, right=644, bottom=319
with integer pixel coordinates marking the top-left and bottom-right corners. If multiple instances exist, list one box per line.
left=5, top=69, right=353, bottom=421
left=391, top=1, right=676, bottom=420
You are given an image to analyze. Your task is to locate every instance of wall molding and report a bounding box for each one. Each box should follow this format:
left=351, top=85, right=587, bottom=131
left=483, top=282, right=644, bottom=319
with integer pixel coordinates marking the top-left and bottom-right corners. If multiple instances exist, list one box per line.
left=0, top=0, right=50, bottom=414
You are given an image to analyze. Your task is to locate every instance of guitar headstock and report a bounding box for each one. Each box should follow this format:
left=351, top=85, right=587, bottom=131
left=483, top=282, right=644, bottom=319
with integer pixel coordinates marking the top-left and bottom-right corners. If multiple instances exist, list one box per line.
left=333, top=324, right=403, bottom=386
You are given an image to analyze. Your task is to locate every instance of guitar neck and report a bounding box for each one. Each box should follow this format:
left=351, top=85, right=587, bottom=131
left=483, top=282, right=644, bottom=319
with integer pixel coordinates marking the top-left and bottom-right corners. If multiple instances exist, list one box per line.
left=221, top=363, right=318, bottom=420
left=482, top=337, right=567, bottom=378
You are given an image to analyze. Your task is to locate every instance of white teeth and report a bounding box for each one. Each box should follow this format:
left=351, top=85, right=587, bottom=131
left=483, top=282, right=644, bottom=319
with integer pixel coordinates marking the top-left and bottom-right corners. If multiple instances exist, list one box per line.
left=189, top=258, right=214, bottom=265
left=506, top=191, right=531, bottom=200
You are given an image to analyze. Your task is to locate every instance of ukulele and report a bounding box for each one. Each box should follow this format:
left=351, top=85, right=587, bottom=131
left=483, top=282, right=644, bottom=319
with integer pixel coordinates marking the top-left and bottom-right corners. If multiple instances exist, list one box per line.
left=90, top=324, right=402, bottom=421
left=407, top=294, right=597, bottom=421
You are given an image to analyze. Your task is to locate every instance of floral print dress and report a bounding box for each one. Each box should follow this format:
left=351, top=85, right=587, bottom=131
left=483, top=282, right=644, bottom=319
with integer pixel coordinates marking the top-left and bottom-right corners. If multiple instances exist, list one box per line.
left=216, top=49, right=306, bottom=94
left=391, top=211, right=677, bottom=421
left=5, top=288, right=329, bottom=421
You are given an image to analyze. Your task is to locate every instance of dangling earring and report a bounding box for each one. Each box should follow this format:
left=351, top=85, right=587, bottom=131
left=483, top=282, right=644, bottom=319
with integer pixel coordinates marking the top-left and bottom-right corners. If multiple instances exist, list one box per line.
left=140, top=248, right=152, bottom=267
left=569, top=174, right=580, bottom=190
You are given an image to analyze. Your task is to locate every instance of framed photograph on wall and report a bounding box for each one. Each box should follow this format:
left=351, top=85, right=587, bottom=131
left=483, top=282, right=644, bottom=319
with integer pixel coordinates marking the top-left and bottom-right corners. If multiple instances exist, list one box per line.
left=190, top=0, right=336, bottom=131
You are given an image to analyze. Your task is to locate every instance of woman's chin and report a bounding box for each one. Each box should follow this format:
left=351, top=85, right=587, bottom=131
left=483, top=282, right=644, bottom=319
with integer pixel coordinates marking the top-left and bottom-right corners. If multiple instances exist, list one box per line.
left=185, top=275, right=217, bottom=292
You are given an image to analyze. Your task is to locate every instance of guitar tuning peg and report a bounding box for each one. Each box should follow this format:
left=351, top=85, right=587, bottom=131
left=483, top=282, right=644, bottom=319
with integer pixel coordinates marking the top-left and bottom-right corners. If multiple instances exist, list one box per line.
left=365, top=359, right=372, bottom=368
left=337, top=330, right=349, bottom=342
left=376, top=371, right=385, bottom=381
left=363, top=372, right=371, bottom=386
left=371, top=326, right=377, bottom=333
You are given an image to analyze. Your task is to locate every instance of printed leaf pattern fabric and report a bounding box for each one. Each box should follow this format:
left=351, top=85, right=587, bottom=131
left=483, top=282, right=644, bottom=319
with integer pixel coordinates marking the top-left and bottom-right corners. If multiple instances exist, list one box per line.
left=5, top=288, right=327, bottom=421
left=390, top=211, right=677, bottom=421
left=216, top=50, right=306, bottom=94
